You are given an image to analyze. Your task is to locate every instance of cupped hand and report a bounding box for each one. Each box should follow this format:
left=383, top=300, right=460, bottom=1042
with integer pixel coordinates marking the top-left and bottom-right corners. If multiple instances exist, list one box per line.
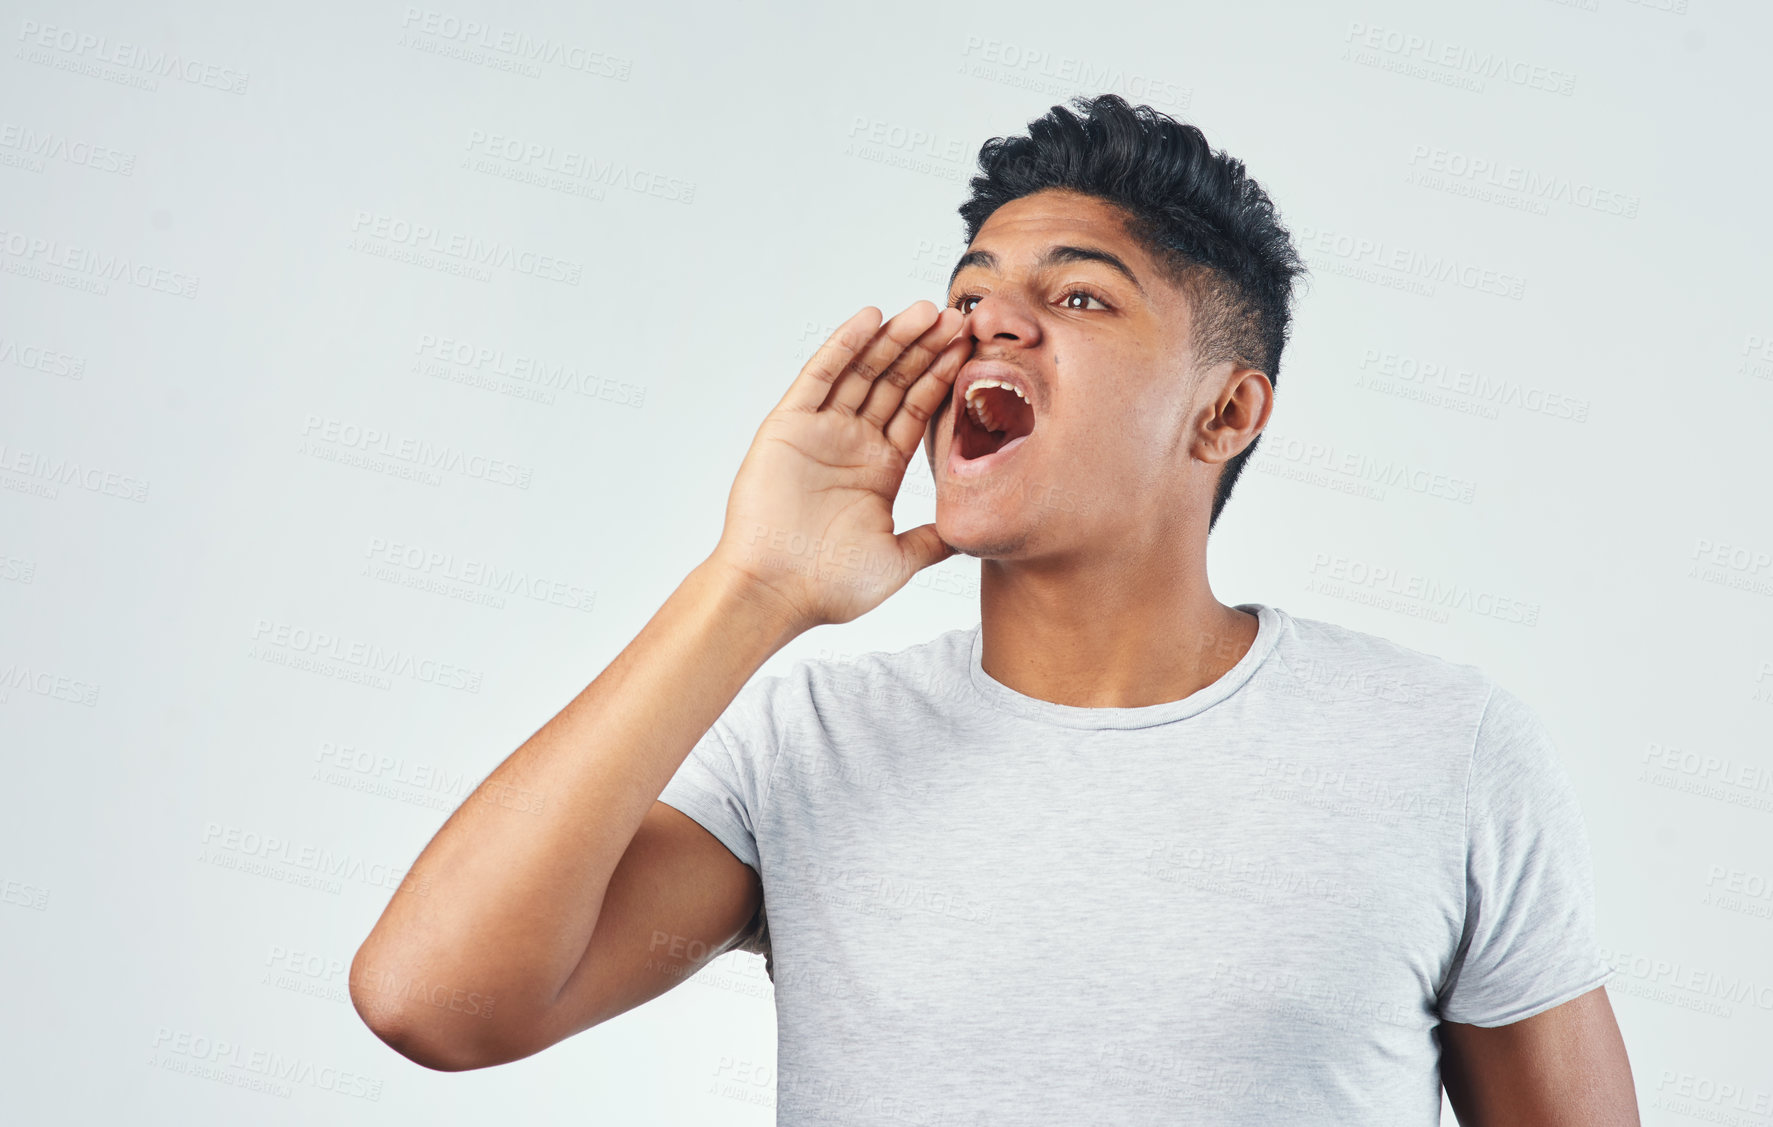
left=709, top=300, right=973, bottom=631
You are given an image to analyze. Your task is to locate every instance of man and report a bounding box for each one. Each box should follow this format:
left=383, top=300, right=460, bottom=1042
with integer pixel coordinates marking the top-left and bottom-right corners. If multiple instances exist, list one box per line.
left=351, top=95, right=1640, bottom=1124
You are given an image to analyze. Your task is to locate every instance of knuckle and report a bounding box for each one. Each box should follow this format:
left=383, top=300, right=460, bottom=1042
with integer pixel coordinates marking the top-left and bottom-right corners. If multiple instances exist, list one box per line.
left=817, top=340, right=860, bottom=368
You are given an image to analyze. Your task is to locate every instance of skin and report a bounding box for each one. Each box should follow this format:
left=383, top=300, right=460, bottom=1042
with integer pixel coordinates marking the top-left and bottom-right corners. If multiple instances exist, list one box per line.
left=350, top=302, right=973, bottom=1070
left=352, top=186, right=1638, bottom=1124
left=922, top=187, right=1638, bottom=1123
left=1439, top=987, right=1640, bottom=1125
left=924, top=187, right=1265, bottom=706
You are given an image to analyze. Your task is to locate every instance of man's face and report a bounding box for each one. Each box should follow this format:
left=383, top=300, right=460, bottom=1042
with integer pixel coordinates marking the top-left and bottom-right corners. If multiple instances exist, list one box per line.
left=923, top=188, right=1223, bottom=561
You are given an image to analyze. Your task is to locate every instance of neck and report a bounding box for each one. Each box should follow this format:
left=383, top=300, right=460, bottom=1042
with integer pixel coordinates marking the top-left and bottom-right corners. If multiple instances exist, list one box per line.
left=975, top=537, right=1257, bottom=709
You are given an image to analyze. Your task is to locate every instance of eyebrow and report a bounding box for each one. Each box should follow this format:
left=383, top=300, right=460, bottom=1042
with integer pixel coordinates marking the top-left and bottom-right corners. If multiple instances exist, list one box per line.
left=946, top=244, right=1147, bottom=295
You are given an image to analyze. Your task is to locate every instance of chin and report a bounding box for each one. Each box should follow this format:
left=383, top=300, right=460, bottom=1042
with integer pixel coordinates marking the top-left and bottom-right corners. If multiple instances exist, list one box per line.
left=934, top=503, right=1032, bottom=560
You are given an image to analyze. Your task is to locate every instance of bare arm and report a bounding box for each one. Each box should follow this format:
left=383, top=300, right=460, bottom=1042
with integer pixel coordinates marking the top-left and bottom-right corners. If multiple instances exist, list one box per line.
left=1440, top=985, right=1640, bottom=1126
left=349, top=300, right=971, bottom=1071
left=348, top=559, right=796, bottom=1071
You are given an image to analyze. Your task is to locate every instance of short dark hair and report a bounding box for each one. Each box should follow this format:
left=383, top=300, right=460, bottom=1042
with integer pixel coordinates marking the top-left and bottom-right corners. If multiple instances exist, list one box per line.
left=957, top=94, right=1306, bottom=532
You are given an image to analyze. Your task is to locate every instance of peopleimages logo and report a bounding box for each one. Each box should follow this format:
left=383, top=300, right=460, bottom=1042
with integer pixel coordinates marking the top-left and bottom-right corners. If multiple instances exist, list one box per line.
left=249, top=618, right=485, bottom=693
left=299, top=415, right=533, bottom=489
left=0, top=228, right=199, bottom=298
left=0, top=123, right=137, bottom=175
left=463, top=131, right=694, bottom=203
left=0, top=334, right=87, bottom=379
left=1356, top=347, right=1592, bottom=422
left=398, top=7, right=633, bottom=79
left=1250, top=431, right=1478, bottom=504
left=1342, top=22, right=1575, bottom=96
left=0, top=661, right=100, bottom=706
left=413, top=333, right=646, bottom=408
left=148, top=1027, right=382, bottom=1101
left=363, top=536, right=596, bottom=613
left=1306, top=552, right=1540, bottom=626
left=1293, top=223, right=1526, bottom=301
left=198, top=821, right=428, bottom=895
left=0, top=440, right=150, bottom=501
left=1406, top=145, right=1640, bottom=218
left=348, top=211, right=582, bottom=285
left=958, top=36, right=1191, bottom=111
left=14, top=20, right=251, bottom=94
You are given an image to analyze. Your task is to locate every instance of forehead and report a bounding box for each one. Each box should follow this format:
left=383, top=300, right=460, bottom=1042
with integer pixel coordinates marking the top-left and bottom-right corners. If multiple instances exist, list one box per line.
left=964, top=189, right=1145, bottom=261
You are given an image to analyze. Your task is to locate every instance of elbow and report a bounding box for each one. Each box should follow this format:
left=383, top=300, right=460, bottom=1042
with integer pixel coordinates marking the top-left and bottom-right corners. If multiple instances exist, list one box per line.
left=357, top=1016, right=484, bottom=1073
left=348, top=950, right=517, bottom=1073
left=351, top=986, right=514, bottom=1073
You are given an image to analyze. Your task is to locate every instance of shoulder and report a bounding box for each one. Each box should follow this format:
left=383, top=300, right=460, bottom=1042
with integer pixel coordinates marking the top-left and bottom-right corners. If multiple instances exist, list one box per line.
left=712, top=628, right=976, bottom=742
left=781, top=626, right=978, bottom=715
left=1270, top=611, right=1577, bottom=810
left=1263, top=606, right=1494, bottom=723
left=1466, top=680, right=1578, bottom=805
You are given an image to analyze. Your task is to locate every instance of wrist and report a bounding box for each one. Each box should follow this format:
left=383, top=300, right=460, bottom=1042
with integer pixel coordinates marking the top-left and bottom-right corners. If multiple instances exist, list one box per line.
left=693, top=554, right=814, bottom=650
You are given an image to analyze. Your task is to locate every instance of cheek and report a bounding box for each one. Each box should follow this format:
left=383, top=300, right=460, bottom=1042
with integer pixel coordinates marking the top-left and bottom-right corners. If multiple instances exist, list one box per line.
left=1066, top=388, right=1155, bottom=449
left=925, top=395, right=953, bottom=458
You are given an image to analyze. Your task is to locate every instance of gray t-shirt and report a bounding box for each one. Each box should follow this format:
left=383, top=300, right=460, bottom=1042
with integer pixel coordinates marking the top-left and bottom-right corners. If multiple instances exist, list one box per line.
left=658, top=601, right=1615, bottom=1125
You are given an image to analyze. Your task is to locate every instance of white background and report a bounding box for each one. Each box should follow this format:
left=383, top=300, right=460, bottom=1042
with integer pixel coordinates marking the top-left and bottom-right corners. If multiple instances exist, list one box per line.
left=3, top=0, right=1770, bottom=1122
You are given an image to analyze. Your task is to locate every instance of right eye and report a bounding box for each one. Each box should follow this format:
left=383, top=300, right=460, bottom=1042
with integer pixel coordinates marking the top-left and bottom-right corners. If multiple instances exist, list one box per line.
left=952, top=294, right=982, bottom=315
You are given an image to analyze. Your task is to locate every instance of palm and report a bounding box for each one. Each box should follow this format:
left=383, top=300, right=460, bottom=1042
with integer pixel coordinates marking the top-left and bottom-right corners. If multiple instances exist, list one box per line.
left=712, top=303, right=970, bottom=629
left=726, top=413, right=908, bottom=620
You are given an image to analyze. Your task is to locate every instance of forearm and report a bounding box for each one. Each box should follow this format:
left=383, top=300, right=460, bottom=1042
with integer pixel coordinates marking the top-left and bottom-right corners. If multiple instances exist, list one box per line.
left=350, top=556, right=802, bottom=1043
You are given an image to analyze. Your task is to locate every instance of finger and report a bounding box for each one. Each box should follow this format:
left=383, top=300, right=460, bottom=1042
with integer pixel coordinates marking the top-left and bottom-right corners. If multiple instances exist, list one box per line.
left=775, top=306, right=884, bottom=413
left=855, top=307, right=962, bottom=430
left=884, top=331, right=972, bottom=460
left=822, top=300, right=942, bottom=416
left=895, top=521, right=956, bottom=575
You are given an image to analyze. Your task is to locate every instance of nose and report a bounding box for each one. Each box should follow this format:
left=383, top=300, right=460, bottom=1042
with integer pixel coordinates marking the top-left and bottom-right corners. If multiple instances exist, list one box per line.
left=964, top=290, right=1042, bottom=348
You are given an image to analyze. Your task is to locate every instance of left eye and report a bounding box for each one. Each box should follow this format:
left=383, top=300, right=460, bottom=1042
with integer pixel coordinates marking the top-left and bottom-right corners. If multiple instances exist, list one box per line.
left=1061, top=290, right=1107, bottom=311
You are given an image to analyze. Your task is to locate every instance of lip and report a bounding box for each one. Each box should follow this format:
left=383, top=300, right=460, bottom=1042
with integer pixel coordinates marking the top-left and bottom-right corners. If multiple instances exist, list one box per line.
left=945, top=358, right=1038, bottom=479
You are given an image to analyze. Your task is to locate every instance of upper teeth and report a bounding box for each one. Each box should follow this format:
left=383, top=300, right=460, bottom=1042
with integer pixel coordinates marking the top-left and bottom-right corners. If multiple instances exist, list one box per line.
left=965, top=378, right=1029, bottom=407
left=964, top=379, right=1030, bottom=432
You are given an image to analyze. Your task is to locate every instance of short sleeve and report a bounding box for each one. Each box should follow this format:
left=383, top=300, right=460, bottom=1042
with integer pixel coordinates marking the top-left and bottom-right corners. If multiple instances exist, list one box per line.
left=657, top=673, right=782, bottom=975
left=1435, top=683, right=1616, bottom=1026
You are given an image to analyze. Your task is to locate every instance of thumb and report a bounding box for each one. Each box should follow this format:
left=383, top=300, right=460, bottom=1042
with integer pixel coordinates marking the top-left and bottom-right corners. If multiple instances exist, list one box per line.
left=895, top=522, right=956, bottom=576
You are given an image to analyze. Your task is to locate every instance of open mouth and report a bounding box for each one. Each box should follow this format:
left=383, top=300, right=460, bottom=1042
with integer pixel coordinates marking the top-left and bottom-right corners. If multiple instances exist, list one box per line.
left=954, top=378, right=1036, bottom=462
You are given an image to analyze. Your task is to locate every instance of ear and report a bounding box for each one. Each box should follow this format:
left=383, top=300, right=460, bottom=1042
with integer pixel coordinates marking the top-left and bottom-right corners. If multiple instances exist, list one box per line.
left=1201, top=366, right=1273, bottom=465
